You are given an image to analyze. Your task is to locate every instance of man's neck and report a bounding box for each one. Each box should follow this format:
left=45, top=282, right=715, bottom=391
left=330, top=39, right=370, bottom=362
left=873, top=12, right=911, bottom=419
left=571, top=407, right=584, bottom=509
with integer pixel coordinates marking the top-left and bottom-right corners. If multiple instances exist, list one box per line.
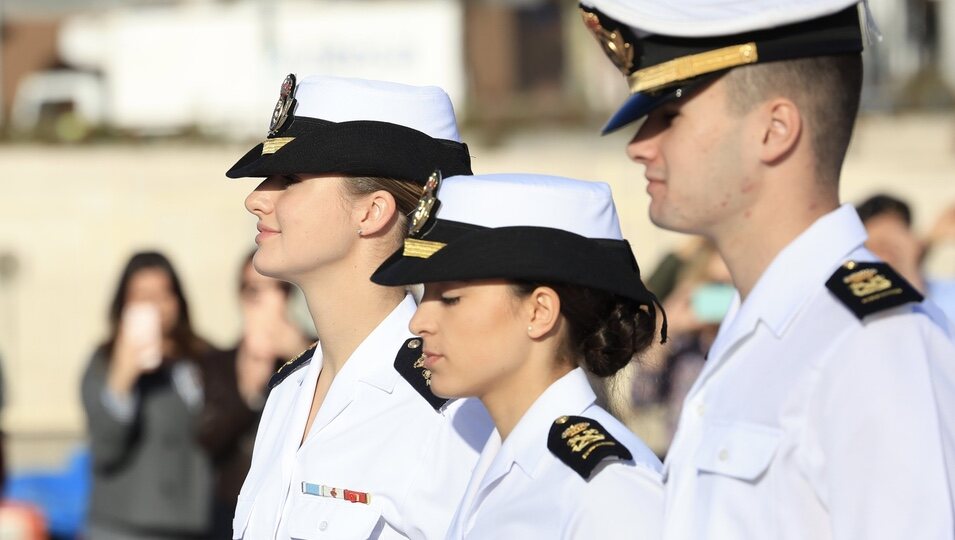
left=712, top=195, right=838, bottom=300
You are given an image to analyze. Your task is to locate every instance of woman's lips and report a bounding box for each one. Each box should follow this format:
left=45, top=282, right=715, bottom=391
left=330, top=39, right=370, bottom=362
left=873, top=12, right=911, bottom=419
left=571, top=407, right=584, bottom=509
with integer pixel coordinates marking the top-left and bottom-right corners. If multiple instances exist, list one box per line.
left=255, top=224, right=280, bottom=244
left=422, top=351, right=443, bottom=369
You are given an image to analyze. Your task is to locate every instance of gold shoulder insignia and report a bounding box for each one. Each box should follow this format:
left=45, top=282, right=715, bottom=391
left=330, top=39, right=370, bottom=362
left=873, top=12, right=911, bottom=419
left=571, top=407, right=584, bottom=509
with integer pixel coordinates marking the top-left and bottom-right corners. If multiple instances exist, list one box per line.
left=548, top=415, right=633, bottom=479
left=394, top=337, right=448, bottom=411
left=826, top=261, right=923, bottom=320
left=268, top=341, right=318, bottom=390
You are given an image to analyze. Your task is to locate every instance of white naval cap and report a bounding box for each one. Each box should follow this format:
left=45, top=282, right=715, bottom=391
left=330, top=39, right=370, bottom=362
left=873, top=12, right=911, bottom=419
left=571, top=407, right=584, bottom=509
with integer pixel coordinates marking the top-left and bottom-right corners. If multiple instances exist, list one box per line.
left=294, top=75, right=462, bottom=142
left=578, top=0, right=869, bottom=133
left=226, top=74, right=472, bottom=181
left=433, top=173, right=623, bottom=240
left=580, top=0, right=861, bottom=37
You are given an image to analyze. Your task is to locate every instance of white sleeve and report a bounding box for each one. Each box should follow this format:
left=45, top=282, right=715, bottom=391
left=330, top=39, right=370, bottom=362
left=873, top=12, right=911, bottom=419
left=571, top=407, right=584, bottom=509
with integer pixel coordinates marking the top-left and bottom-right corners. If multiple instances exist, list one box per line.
left=804, top=314, right=955, bottom=540
left=563, top=463, right=664, bottom=540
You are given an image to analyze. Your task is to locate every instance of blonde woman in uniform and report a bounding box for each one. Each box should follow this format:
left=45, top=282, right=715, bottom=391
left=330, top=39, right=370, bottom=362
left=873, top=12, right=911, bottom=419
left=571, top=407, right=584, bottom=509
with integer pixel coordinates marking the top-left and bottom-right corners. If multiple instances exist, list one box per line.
left=227, top=74, right=492, bottom=539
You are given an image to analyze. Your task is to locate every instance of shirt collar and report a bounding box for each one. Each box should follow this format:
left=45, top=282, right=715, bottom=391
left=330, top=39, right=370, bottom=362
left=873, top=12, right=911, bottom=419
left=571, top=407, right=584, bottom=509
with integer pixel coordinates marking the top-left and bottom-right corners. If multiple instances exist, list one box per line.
left=735, top=204, right=868, bottom=337
left=499, top=368, right=597, bottom=479
left=321, top=294, right=415, bottom=394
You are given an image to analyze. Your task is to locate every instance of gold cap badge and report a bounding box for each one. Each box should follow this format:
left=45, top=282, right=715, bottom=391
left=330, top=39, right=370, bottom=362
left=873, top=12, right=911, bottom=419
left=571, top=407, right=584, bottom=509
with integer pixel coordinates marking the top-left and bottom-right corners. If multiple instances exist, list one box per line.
left=580, top=8, right=635, bottom=75
left=409, top=170, right=442, bottom=237
left=269, top=73, right=298, bottom=137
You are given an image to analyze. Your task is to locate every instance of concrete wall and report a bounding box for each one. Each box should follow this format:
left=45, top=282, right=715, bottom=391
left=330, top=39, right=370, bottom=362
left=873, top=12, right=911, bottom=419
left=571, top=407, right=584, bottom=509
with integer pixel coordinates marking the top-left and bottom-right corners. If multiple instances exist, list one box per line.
left=3, top=114, right=955, bottom=469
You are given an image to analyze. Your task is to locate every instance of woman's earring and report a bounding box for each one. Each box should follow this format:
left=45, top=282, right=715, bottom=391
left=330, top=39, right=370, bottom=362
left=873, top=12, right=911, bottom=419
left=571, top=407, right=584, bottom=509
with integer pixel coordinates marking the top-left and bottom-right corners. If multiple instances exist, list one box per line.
left=527, top=325, right=533, bottom=333
left=357, top=228, right=363, bottom=236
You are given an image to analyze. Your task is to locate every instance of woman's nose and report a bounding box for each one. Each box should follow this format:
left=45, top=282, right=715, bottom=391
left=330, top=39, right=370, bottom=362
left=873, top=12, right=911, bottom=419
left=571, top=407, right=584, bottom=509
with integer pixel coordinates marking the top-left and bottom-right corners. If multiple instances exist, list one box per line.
left=244, top=178, right=279, bottom=216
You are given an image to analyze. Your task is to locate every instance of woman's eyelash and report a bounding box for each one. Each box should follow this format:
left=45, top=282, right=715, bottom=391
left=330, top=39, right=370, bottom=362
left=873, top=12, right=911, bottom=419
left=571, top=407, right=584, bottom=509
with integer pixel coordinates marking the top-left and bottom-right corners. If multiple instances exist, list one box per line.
left=440, top=296, right=460, bottom=306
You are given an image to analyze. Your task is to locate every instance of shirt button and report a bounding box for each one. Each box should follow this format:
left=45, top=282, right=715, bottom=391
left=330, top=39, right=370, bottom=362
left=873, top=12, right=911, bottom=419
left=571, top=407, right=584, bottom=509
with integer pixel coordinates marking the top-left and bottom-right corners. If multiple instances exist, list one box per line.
left=695, top=403, right=705, bottom=417
left=319, top=521, right=328, bottom=531
left=718, top=449, right=729, bottom=462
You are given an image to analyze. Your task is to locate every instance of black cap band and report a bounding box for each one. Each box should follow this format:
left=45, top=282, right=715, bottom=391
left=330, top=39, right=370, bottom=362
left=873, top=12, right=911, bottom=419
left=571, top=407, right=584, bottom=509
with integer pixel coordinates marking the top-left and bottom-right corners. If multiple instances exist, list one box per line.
left=226, top=116, right=473, bottom=183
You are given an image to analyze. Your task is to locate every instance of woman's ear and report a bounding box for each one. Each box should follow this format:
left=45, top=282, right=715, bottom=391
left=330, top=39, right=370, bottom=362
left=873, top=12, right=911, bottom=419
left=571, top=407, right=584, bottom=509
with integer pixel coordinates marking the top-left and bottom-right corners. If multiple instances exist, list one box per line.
left=758, top=97, right=802, bottom=165
left=355, top=190, right=398, bottom=237
left=526, top=286, right=561, bottom=339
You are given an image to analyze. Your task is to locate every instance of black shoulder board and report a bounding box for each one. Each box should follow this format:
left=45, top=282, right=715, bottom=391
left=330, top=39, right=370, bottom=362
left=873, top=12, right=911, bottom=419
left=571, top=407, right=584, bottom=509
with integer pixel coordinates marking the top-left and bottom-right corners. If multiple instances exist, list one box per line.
left=826, top=261, right=923, bottom=320
left=394, top=337, right=448, bottom=411
left=268, top=342, right=318, bottom=390
left=548, top=415, right=633, bottom=480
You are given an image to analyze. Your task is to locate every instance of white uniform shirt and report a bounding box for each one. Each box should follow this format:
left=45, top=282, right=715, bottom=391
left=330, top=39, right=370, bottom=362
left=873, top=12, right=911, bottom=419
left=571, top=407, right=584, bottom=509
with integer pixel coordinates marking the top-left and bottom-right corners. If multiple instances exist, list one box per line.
left=233, top=296, right=493, bottom=539
left=662, top=205, right=955, bottom=540
left=448, top=368, right=664, bottom=539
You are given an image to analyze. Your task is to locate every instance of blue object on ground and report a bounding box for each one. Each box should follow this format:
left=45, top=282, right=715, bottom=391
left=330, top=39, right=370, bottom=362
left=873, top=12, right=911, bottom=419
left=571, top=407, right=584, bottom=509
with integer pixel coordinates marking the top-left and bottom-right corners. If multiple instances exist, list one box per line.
left=3, top=447, right=90, bottom=537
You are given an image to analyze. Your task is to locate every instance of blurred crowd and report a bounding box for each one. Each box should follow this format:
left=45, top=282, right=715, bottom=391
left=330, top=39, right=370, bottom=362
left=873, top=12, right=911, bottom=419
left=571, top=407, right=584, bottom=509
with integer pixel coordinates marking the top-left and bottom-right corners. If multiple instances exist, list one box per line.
left=1, top=250, right=312, bottom=539
left=0, top=192, right=953, bottom=537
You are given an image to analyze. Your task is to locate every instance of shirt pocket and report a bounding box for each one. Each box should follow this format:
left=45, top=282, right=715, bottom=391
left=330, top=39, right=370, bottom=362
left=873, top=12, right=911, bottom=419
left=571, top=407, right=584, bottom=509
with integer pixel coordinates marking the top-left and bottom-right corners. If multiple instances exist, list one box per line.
left=286, top=492, right=383, bottom=539
left=695, top=421, right=782, bottom=482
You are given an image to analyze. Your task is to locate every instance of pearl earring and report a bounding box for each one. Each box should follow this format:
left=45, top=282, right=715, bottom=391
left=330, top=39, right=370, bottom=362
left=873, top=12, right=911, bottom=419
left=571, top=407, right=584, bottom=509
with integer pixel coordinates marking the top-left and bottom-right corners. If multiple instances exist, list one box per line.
left=527, top=325, right=533, bottom=333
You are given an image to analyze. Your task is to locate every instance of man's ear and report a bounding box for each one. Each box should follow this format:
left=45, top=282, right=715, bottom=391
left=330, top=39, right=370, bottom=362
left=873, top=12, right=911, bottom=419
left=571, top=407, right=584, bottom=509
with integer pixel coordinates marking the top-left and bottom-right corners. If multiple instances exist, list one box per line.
left=526, top=286, right=561, bottom=339
left=758, top=98, right=802, bottom=165
left=355, top=191, right=399, bottom=236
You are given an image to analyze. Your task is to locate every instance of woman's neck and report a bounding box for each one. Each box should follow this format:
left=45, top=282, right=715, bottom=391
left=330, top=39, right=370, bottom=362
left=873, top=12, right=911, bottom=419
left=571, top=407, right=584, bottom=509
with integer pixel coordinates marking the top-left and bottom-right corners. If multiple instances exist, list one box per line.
left=480, top=359, right=574, bottom=441
left=298, top=268, right=406, bottom=376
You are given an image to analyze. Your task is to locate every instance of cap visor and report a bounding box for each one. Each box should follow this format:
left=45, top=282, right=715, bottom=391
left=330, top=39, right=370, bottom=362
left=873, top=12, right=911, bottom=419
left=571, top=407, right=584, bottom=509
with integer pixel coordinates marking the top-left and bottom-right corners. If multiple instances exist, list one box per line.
left=601, top=75, right=721, bottom=135
left=601, top=92, right=672, bottom=135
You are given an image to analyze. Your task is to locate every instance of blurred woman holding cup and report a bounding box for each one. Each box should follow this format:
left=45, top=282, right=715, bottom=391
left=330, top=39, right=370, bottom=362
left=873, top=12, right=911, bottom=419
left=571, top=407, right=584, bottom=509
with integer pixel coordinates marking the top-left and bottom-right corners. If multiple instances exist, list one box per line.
left=81, top=250, right=213, bottom=539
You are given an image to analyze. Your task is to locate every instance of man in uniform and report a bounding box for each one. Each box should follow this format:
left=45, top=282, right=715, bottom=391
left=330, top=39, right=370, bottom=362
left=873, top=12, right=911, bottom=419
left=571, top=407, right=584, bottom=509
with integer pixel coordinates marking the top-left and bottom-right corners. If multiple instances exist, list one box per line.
left=579, top=0, right=955, bottom=537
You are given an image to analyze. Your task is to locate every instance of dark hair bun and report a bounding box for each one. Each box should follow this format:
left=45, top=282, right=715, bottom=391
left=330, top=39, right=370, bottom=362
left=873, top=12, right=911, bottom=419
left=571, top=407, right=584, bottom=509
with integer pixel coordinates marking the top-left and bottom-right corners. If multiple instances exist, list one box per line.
left=578, top=298, right=654, bottom=377
left=513, top=282, right=657, bottom=378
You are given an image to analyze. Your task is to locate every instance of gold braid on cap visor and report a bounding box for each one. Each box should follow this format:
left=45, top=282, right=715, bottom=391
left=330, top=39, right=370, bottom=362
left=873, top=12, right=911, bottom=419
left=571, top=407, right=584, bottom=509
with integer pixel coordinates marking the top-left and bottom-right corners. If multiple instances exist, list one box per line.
left=628, top=43, right=758, bottom=93
left=403, top=238, right=447, bottom=259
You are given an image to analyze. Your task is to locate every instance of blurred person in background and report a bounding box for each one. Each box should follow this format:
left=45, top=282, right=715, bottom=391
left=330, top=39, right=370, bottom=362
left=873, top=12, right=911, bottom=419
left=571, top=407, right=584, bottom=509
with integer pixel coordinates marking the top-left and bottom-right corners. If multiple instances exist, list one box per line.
left=633, top=240, right=733, bottom=452
left=856, top=194, right=926, bottom=290
left=228, top=74, right=491, bottom=539
left=81, top=251, right=213, bottom=539
left=198, top=251, right=310, bottom=539
left=857, top=193, right=955, bottom=322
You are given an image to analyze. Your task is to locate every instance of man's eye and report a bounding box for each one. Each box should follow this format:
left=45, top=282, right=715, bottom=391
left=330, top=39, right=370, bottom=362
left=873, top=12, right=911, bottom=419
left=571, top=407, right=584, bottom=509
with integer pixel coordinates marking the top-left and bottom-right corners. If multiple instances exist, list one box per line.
left=440, top=296, right=460, bottom=306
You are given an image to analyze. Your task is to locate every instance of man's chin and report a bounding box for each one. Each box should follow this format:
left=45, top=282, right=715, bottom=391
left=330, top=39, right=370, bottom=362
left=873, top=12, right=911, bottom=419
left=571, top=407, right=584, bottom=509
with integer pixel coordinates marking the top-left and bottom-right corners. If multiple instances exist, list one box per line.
left=648, top=209, right=699, bottom=235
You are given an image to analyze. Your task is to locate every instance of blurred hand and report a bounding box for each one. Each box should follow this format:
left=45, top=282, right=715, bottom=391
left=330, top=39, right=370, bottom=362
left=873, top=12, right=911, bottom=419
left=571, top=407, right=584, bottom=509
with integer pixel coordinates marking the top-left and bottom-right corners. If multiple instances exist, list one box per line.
left=865, top=215, right=926, bottom=291
left=236, top=335, right=276, bottom=409
left=242, top=284, right=310, bottom=361
left=108, top=303, right=162, bottom=395
left=662, top=283, right=706, bottom=337
left=928, top=204, right=955, bottom=247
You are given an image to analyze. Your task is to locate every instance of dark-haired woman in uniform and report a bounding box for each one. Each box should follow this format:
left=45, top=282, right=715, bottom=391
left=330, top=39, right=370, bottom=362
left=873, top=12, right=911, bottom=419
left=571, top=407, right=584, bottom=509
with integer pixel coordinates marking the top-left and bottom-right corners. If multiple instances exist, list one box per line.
left=372, top=173, right=666, bottom=539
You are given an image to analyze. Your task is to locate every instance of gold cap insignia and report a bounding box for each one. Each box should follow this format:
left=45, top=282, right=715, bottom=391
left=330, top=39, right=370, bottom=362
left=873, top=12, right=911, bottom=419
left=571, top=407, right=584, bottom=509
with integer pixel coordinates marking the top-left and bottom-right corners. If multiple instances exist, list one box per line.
left=580, top=8, right=635, bottom=75
left=409, top=170, right=442, bottom=237
left=269, top=73, right=298, bottom=137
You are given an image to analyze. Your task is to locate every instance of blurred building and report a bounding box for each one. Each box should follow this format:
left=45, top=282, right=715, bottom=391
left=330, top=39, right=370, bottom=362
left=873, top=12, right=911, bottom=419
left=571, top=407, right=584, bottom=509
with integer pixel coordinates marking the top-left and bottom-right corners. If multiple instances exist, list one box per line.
left=2, top=0, right=952, bottom=140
